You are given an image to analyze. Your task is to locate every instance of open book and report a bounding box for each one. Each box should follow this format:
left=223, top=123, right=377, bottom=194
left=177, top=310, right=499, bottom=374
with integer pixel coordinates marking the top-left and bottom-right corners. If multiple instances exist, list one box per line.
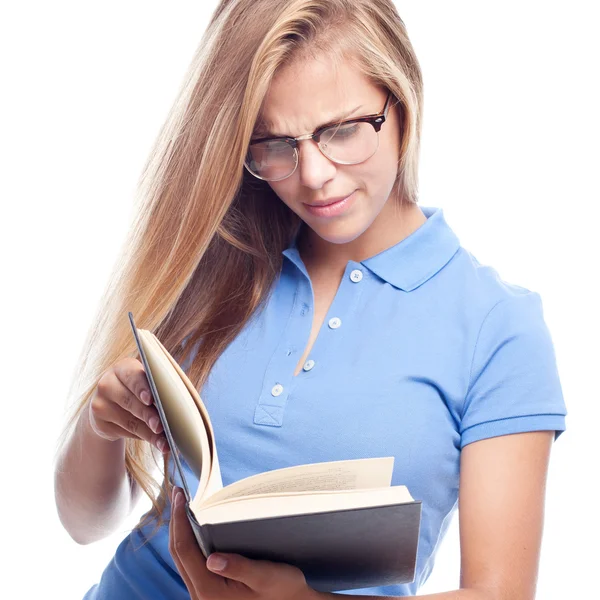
left=128, top=312, right=421, bottom=592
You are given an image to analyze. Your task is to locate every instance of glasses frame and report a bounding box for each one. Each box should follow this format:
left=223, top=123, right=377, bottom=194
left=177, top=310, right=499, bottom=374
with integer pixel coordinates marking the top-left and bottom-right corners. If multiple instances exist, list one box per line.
left=245, top=91, right=394, bottom=181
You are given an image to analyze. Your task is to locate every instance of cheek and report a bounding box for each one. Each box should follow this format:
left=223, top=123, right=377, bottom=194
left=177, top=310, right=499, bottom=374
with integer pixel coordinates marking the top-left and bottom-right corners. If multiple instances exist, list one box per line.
left=358, top=150, right=399, bottom=193
left=380, top=131, right=401, bottom=172
left=267, top=181, right=292, bottom=205
left=376, top=113, right=402, bottom=178
left=370, top=142, right=401, bottom=197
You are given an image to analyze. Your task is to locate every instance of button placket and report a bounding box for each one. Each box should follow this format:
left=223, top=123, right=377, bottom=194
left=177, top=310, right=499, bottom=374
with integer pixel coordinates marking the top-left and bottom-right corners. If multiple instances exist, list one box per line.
left=254, top=261, right=364, bottom=423
left=298, top=262, right=364, bottom=378
left=254, top=271, right=313, bottom=427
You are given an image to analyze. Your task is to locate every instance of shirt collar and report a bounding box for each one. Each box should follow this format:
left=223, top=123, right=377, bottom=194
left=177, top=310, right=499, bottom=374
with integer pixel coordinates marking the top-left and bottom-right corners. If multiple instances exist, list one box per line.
left=282, top=205, right=461, bottom=292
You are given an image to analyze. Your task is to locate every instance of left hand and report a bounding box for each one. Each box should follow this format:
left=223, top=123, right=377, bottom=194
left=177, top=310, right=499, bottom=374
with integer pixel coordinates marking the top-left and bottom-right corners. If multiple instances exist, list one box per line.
left=169, top=486, right=317, bottom=600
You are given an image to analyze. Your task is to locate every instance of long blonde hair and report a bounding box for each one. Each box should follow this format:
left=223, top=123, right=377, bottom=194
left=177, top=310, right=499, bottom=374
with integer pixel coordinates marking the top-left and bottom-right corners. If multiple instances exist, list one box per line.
left=55, top=0, right=424, bottom=541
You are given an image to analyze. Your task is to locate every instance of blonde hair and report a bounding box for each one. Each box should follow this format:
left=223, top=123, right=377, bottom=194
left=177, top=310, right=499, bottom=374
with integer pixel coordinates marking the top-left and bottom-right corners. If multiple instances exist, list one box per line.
left=55, top=0, right=424, bottom=542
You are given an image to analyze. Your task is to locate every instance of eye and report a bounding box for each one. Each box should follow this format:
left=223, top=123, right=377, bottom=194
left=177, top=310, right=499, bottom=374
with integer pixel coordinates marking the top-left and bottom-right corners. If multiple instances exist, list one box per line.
left=336, top=124, right=359, bottom=137
left=322, top=122, right=360, bottom=142
left=264, top=140, right=292, bottom=152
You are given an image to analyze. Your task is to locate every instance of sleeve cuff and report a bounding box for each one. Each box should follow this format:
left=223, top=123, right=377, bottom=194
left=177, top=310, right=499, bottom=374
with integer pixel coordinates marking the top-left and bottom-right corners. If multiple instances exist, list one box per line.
left=461, top=414, right=566, bottom=449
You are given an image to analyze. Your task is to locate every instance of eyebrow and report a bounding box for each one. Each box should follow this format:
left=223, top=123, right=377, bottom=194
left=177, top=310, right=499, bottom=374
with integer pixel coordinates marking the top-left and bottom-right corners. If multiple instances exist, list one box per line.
left=253, top=105, right=364, bottom=139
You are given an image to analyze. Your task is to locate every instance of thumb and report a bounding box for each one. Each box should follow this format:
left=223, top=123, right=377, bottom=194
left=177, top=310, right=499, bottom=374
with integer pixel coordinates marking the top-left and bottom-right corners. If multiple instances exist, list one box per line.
left=206, top=552, right=294, bottom=590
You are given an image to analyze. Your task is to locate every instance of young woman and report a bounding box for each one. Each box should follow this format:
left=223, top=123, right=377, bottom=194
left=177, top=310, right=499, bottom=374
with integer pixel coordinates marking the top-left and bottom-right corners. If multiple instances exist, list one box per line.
left=53, top=1, right=567, bottom=598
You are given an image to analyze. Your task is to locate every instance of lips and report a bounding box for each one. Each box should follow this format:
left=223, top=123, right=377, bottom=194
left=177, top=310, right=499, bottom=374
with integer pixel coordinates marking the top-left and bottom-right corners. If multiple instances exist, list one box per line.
left=305, top=193, right=355, bottom=207
left=302, top=190, right=356, bottom=218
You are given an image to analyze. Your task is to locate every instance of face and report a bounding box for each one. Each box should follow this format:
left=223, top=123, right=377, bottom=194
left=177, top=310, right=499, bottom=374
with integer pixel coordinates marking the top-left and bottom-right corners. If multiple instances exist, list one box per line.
left=255, top=53, right=404, bottom=249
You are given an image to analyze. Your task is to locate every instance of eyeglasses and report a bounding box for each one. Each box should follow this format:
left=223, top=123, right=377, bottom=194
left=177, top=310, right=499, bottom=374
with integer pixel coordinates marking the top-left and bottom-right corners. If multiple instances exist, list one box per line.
left=244, top=92, right=394, bottom=182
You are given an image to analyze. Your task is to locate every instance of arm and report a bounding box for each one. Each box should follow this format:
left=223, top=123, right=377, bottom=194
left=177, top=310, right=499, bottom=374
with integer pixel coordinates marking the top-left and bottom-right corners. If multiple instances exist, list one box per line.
left=53, top=400, right=143, bottom=545
left=318, top=430, right=554, bottom=600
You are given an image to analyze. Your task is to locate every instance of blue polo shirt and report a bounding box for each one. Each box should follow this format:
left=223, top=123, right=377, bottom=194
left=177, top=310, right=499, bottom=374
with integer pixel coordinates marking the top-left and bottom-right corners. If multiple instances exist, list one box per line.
left=84, top=205, right=567, bottom=598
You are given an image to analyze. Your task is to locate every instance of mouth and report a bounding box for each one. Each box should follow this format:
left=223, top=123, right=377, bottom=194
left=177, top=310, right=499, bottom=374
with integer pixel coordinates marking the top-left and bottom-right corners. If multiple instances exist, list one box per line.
left=302, top=190, right=357, bottom=218
left=304, top=192, right=356, bottom=207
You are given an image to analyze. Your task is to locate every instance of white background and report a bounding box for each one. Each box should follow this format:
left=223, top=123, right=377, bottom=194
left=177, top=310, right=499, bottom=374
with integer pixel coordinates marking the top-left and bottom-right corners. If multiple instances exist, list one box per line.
left=2, top=1, right=598, bottom=598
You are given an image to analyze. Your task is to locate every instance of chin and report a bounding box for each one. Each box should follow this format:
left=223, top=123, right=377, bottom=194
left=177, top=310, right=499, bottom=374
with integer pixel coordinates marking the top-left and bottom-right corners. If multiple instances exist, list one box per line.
left=309, top=222, right=368, bottom=245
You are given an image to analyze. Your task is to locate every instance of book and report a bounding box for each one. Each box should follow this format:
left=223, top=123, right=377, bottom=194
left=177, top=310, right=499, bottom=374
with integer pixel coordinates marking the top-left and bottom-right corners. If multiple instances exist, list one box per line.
left=128, top=312, right=422, bottom=592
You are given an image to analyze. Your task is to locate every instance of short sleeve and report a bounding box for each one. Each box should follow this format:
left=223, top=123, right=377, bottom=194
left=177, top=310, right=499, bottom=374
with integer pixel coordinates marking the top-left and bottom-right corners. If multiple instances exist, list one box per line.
left=460, top=291, right=567, bottom=448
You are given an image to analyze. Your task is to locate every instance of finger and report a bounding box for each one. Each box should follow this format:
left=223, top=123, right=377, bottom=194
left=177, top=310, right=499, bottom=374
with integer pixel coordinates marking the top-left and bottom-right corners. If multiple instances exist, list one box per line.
left=113, top=357, right=154, bottom=408
left=93, top=375, right=162, bottom=438
left=97, top=370, right=162, bottom=432
left=106, top=423, right=169, bottom=453
left=96, top=421, right=144, bottom=443
left=108, top=402, right=161, bottom=443
left=149, top=438, right=170, bottom=458
left=169, top=487, right=220, bottom=598
left=96, top=400, right=167, bottom=450
left=207, top=551, right=306, bottom=592
left=169, top=488, right=202, bottom=598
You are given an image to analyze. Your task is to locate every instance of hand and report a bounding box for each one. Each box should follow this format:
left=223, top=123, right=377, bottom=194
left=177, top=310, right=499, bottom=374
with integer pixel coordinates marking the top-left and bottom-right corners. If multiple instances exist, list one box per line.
left=88, top=357, right=169, bottom=454
left=169, top=486, right=317, bottom=600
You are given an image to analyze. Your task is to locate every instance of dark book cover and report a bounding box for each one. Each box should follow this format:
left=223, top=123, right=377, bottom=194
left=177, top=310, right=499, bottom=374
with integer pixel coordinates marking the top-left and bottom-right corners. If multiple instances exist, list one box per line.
left=187, top=501, right=421, bottom=592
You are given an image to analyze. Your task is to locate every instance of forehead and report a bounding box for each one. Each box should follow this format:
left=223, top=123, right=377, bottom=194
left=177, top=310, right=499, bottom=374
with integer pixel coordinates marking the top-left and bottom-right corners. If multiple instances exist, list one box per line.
left=256, top=54, right=379, bottom=135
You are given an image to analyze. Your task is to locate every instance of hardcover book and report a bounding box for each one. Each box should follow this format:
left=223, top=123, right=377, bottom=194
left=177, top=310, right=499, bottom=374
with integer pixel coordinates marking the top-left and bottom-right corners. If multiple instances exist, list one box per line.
left=128, top=312, right=421, bottom=592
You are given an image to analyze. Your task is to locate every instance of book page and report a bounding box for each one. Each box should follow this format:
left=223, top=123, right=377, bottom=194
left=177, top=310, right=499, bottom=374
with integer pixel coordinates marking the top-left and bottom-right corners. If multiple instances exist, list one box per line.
left=139, top=332, right=213, bottom=497
left=152, top=334, right=223, bottom=500
left=194, top=485, right=414, bottom=525
left=200, top=457, right=395, bottom=508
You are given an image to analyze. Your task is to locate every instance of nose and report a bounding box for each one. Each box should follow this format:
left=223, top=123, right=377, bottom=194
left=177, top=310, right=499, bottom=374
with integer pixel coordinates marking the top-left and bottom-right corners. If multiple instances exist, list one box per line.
left=296, top=138, right=337, bottom=189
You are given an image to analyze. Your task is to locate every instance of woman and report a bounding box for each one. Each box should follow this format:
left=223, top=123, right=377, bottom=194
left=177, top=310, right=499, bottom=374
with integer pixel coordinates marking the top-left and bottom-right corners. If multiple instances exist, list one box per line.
left=53, top=1, right=567, bottom=598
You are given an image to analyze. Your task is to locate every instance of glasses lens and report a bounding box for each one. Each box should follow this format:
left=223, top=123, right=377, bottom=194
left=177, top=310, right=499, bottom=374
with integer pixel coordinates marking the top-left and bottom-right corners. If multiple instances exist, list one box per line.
left=245, top=139, right=297, bottom=181
left=319, top=121, right=379, bottom=164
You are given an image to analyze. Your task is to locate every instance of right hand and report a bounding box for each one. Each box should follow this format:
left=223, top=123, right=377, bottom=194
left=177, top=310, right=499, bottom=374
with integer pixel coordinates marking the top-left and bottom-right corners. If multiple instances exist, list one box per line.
left=88, top=357, right=169, bottom=455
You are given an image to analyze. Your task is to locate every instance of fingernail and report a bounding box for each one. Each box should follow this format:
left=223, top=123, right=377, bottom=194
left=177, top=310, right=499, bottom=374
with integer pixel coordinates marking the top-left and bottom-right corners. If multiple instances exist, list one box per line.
left=207, top=554, right=227, bottom=571
left=141, top=390, right=151, bottom=405
left=171, top=486, right=180, bottom=503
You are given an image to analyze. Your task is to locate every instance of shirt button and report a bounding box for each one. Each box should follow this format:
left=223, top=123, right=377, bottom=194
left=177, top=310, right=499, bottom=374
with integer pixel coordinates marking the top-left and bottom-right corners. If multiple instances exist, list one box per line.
left=328, top=317, right=342, bottom=329
left=303, top=360, right=315, bottom=371
left=350, top=269, right=363, bottom=282
left=271, top=384, right=284, bottom=396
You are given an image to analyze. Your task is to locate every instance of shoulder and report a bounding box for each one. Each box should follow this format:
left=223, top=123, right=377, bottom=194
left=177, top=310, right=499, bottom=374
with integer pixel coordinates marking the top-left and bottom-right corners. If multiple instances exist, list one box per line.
left=446, top=246, right=542, bottom=322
